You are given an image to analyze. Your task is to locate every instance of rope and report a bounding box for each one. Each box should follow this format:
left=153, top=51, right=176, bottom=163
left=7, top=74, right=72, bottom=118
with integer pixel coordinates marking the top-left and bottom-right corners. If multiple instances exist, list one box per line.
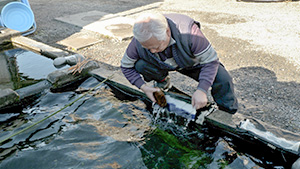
left=0, top=74, right=114, bottom=145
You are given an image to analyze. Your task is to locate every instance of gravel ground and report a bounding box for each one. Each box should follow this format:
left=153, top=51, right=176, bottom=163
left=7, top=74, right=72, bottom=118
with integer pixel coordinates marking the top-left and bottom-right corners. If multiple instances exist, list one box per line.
left=26, top=0, right=300, bottom=133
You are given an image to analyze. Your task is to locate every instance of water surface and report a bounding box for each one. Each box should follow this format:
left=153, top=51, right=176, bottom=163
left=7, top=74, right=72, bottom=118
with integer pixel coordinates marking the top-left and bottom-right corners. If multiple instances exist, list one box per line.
left=0, top=77, right=215, bottom=168
left=0, top=77, right=285, bottom=168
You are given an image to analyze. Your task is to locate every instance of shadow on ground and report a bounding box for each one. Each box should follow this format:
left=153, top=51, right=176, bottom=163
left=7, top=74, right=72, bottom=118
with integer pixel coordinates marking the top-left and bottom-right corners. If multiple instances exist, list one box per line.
left=231, top=66, right=300, bottom=133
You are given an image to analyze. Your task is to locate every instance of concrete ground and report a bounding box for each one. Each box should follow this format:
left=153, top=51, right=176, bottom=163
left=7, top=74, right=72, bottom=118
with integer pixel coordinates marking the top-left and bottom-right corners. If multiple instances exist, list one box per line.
left=16, top=0, right=300, bottom=133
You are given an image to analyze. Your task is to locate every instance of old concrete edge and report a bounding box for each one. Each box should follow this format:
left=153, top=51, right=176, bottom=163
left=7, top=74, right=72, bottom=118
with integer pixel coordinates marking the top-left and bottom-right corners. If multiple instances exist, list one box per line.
left=0, top=60, right=99, bottom=110
left=0, top=28, right=22, bottom=44
left=16, top=80, right=52, bottom=99
left=0, top=60, right=100, bottom=110
left=89, top=67, right=145, bottom=96
left=0, top=29, right=98, bottom=109
left=48, top=60, right=99, bottom=90
left=0, top=28, right=71, bottom=60
left=0, top=28, right=70, bottom=59
left=207, top=110, right=300, bottom=156
left=0, top=30, right=83, bottom=110
left=0, top=80, right=53, bottom=110
left=0, top=88, right=19, bottom=110
left=11, top=36, right=69, bottom=59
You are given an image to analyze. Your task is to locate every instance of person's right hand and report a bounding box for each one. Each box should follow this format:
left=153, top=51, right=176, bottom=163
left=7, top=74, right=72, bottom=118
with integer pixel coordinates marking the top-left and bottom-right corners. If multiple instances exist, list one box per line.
left=192, top=89, right=208, bottom=110
left=140, top=84, right=161, bottom=103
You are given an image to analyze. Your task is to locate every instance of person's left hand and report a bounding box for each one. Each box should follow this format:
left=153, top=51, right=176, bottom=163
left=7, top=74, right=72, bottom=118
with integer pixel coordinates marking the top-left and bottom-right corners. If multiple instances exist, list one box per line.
left=192, top=89, right=208, bottom=110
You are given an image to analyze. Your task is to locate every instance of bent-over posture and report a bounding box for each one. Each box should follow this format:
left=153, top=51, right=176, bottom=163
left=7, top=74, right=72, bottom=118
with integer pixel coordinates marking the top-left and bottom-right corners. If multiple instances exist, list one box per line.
left=121, top=13, right=238, bottom=114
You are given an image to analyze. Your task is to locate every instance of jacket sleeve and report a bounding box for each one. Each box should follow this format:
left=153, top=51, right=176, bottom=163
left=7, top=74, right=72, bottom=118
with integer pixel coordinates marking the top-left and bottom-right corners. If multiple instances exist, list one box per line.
left=120, top=38, right=145, bottom=88
left=190, top=23, right=219, bottom=93
left=197, top=60, right=219, bottom=93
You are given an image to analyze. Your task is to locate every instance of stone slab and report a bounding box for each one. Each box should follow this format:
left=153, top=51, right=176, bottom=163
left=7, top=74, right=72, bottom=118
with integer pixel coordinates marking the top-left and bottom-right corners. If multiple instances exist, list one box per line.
left=11, top=36, right=69, bottom=59
left=90, top=67, right=132, bottom=86
left=48, top=60, right=99, bottom=90
left=0, top=28, right=22, bottom=44
left=16, top=80, right=52, bottom=99
left=207, top=110, right=236, bottom=128
left=90, top=67, right=141, bottom=92
left=57, top=32, right=103, bottom=50
left=55, top=11, right=134, bottom=40
left=55, top=11, right=109, bottom=27
left=83, top=16, right=134, bottom=40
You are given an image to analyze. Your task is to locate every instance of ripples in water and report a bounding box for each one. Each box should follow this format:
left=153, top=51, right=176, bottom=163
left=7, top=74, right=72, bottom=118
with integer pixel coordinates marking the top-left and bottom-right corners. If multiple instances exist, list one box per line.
left=0, top=77, right=271, bottom=168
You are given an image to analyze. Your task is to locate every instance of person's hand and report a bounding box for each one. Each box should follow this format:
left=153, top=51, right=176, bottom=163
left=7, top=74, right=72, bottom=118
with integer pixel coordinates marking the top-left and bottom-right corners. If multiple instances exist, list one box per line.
left=192, top=89, right=208, bottom=110
left=140, top=84, right=161, bottom=103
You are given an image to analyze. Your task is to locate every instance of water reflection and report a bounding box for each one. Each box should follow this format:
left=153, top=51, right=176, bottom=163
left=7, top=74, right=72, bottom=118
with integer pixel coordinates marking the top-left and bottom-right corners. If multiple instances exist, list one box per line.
left=0, top=77, right=152, bottom=168
left=0, top=48, right=68, bottom=90
left=0, top=77, right=267, bottom=168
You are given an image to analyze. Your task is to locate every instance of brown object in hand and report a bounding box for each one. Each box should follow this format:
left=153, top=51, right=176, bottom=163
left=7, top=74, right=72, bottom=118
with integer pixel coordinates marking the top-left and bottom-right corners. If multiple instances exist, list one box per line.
left=153, top=88, right=167, bottom=107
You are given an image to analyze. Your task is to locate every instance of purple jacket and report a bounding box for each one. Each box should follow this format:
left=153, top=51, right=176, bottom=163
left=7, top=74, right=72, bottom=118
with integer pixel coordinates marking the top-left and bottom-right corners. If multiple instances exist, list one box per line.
left=121, top=13, right=219, bottom=93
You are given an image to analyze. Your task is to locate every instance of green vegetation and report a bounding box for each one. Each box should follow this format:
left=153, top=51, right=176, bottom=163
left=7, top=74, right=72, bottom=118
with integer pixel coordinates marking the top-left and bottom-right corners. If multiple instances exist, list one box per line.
left=142, top=128, right=212, bottom=169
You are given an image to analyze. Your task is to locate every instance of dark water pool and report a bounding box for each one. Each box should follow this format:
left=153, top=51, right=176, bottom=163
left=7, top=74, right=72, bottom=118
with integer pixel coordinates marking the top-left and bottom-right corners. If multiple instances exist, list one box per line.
left=0, top=48, right=68, bottom=90
left=0, top=77, right=208, bottom=168
left=0, top=77, right=287, bottom=169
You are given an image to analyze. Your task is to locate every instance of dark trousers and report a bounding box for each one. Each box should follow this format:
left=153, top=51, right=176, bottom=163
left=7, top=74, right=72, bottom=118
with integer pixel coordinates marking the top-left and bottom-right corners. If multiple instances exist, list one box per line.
left=135, top=59, right=238, bottom=114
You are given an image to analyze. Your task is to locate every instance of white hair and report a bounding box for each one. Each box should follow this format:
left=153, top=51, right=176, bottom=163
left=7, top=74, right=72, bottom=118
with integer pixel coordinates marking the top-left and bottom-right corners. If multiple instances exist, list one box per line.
left=133, top=13, right=168, bottom=43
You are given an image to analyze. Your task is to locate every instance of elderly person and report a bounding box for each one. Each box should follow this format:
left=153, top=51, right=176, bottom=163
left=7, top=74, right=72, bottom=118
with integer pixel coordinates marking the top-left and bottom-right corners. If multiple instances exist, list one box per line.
left=121, top=12, right=238, bottom=114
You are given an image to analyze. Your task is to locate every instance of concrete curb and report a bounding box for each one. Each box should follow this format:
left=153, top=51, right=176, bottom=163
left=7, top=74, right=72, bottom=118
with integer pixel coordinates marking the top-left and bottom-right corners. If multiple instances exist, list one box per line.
left=0, top=88, right=19, bottom=110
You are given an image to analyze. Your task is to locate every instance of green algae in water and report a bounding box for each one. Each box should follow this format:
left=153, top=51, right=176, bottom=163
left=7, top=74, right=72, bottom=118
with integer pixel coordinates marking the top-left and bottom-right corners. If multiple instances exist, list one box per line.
left=141, top=129, right=212, bottom=169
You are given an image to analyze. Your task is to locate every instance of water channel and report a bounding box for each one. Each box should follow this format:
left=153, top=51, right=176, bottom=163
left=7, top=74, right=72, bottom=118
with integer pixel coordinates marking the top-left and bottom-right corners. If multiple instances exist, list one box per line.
left=0, top=48, right=296, bottom=168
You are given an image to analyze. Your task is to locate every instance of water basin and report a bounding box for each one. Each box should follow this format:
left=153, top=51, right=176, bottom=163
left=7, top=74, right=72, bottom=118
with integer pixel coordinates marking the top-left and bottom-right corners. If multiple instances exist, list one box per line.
left=0, top=77, right=293, bottom=168
left=0, top=48, right=68, bottom=90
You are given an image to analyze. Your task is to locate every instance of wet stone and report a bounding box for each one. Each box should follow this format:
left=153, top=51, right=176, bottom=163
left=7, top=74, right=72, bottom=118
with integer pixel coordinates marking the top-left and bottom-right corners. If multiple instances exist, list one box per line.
left=0, top=88, right=19, bottom=109
left=16, top=80, right=52, bottom=99
left=47, top=60, right=99, bottom=90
